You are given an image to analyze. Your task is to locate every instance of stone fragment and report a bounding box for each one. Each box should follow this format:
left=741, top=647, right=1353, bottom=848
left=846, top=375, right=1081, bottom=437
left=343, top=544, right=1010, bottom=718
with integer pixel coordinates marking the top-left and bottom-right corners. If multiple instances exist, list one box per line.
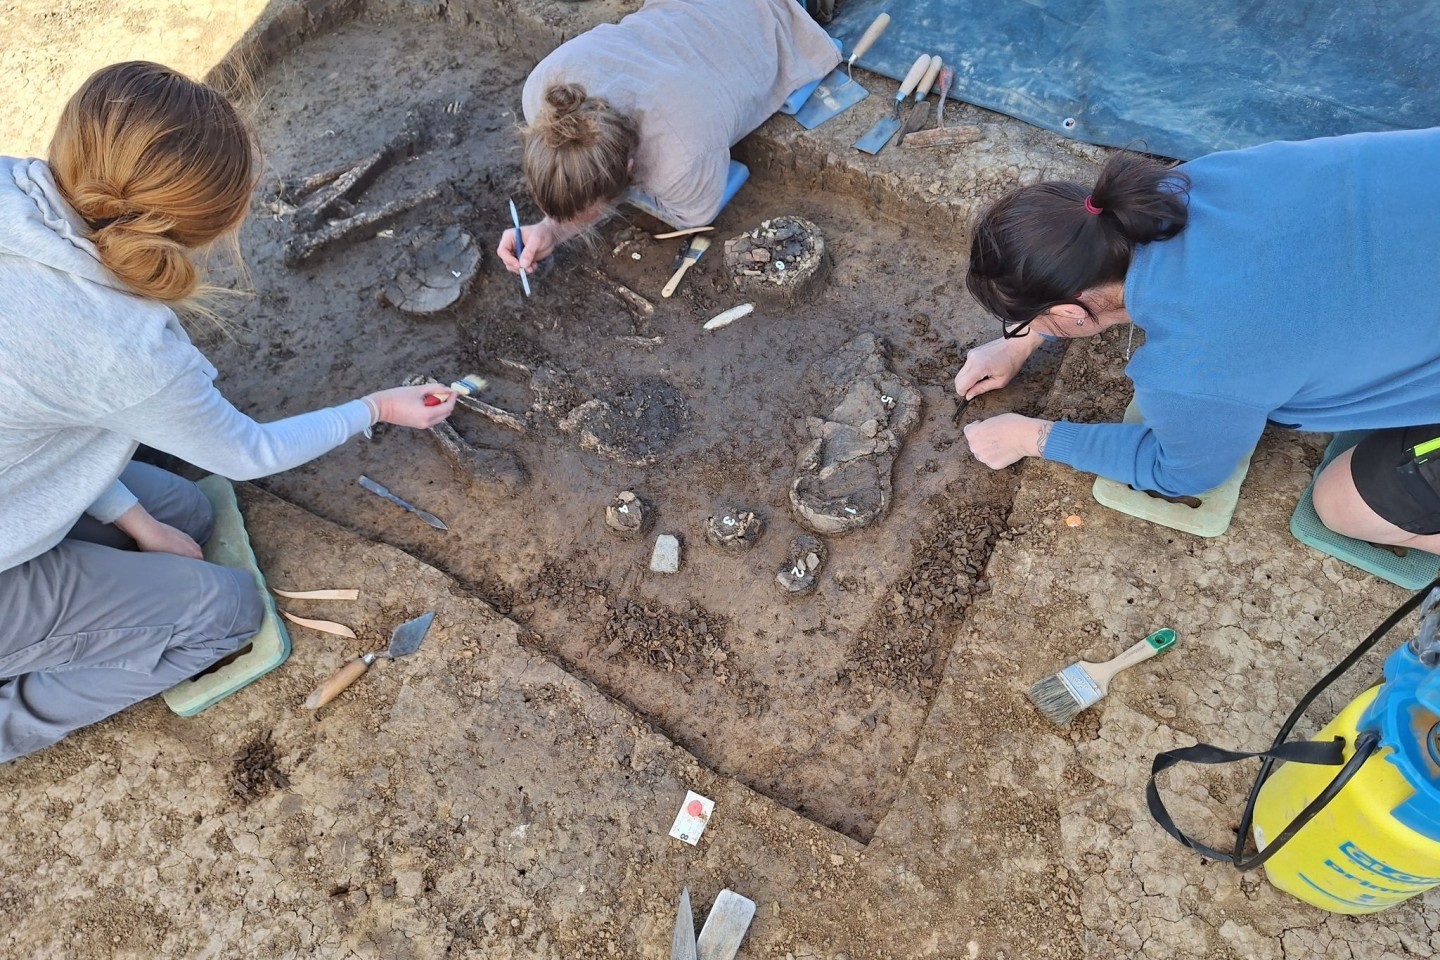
left=789, top=334, right=922, bottom=535
left=650, top=534, right=681, bottom=573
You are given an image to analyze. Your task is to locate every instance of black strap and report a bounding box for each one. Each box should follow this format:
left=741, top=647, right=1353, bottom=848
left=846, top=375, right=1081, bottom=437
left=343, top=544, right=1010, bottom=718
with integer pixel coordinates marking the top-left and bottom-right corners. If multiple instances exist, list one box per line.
left=1147, top=574, right=1440, bottom=871
left=1146, top=738, right=1345, bottom=862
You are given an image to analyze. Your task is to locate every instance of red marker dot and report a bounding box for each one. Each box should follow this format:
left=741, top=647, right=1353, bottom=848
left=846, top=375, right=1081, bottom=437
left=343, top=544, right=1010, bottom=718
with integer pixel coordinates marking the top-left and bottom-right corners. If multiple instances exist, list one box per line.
left=686, top=800, right=704, bottom=817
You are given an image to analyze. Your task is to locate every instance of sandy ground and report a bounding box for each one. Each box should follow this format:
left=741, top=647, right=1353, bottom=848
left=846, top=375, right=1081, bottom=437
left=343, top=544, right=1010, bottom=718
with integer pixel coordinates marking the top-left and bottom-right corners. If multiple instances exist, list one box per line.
left=0, top=0, right=276, bottom=156
left=1, top=1, right=1438, bottom=958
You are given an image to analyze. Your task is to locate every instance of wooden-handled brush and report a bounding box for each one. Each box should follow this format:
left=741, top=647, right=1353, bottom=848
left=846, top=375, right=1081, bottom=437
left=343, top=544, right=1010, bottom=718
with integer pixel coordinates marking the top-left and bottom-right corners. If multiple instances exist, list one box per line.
left=423, top=373, right=487, bottom=406
left=661, top=236, right=711, bottom=298
left=1027, top=629, right=1177, bottom=725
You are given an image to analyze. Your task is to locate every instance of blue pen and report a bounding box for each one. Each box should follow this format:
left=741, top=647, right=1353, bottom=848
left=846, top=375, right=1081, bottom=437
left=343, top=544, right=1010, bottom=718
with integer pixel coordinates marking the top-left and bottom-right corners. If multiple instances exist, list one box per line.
left=508, top=198, right=531, bottom=297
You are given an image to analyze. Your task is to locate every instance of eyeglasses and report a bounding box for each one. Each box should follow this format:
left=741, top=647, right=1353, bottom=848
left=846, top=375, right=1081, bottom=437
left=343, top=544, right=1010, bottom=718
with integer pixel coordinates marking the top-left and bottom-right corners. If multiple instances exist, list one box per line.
left=1001, top=317, right=1035, bottom=339
left=999, top=299, right=1085, bottom=339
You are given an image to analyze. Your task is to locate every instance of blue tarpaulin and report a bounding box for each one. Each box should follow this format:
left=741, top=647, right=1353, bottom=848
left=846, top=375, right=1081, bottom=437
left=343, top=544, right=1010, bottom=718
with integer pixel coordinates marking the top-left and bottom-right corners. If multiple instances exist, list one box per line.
left=829, top=0, right=1440, bottom=159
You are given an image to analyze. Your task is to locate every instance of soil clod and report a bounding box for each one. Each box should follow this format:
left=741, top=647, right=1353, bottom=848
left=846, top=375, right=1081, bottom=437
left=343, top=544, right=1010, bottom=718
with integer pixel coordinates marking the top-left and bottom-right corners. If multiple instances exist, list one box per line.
left=724, top=216, right=829, bottom=304
left=776, top=534, right=827, bottom=595
left=705, top=508, right=765, bottom=550
left=604, top=491, right=651, bottom=539
left=557, top=376, right=690, bottom=467
left=230, top=731, right=289, bottom=803
left=789, top=333, right=923, bottom=535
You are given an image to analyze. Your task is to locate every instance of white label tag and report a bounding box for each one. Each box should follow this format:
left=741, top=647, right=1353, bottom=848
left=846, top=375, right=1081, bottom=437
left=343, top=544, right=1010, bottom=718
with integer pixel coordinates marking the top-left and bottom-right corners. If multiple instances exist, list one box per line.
left=668, top=790, right=715, bottom=846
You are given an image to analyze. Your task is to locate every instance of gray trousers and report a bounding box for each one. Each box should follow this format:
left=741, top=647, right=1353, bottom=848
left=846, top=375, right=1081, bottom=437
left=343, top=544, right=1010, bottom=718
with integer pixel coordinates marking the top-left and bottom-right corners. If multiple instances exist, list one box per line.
left=0, top=462, right=264, bottom=763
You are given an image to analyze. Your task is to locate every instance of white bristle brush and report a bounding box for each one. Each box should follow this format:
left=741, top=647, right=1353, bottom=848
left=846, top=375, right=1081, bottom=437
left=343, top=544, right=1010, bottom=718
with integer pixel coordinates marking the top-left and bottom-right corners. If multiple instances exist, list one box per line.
left=1027, top=629, right=1178, bottom=725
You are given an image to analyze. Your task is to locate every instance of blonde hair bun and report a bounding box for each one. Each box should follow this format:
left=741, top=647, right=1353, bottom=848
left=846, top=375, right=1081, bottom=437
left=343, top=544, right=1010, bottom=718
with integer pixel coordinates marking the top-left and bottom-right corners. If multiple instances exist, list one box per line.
left=544, top=82, right=587, bottom=116
left=522, top=81, right=639, bottom=221
left=48, top=61, right=257, bottom=304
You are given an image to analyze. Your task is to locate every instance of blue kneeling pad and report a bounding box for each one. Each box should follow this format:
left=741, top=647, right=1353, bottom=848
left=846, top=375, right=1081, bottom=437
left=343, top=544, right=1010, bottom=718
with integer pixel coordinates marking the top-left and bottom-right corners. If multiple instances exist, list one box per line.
left=625, top=160, right=750, bottom=227
left=1290, top=431, right=1440, bottom=589
left=1091, top=397, right=1254, bottom=538
left=162, top=476, right=291, bottom=717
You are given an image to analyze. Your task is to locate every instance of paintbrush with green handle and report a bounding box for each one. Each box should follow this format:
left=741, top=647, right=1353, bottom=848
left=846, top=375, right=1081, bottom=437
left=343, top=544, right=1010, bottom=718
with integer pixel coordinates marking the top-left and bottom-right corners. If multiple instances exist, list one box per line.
left=1027, top=629, right=1178, bottom=725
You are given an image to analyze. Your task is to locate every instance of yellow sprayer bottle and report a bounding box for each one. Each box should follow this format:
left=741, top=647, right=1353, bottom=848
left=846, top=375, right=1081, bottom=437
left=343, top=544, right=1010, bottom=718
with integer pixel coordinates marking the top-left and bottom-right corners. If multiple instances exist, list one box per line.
left=1251, top=640, right=1440, bottom=913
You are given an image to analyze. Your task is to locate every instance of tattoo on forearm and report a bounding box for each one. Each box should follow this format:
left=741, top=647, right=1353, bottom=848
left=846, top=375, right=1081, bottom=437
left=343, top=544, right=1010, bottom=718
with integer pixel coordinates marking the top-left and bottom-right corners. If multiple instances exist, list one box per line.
left=1036, top=421, right=1051, bottom=457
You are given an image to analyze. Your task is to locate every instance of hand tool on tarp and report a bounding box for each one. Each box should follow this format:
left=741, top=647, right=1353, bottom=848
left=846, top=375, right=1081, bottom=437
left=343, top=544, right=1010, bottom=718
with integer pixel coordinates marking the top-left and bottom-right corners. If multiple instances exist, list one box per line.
left=903, top=65, right=984, bottom=150
left=792, top=12, right=892, bottom=129
left=895, top=56, right=944, bottom=147
left=670, top=888, right=757, bottom=960
left=661, top=236, right=711, bottom=298
left=936, top=64, right=954, bottom=127
left=357, top=475, right=448, bottom=530
left=854, top=53, right=933, bottom=155
left=303, top=611, right=435, bottom=709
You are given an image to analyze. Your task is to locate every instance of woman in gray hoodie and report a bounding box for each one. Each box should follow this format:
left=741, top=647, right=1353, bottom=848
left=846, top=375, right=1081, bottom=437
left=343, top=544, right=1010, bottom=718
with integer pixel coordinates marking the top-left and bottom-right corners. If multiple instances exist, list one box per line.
left=0, top=62, right=458, bottom=762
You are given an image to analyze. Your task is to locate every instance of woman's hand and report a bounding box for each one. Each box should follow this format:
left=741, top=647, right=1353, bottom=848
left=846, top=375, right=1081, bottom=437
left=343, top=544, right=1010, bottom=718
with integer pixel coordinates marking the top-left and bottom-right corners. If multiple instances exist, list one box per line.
left=496, top=220, right=560, bottom=274
left=114, top=504, right=204, bottom=559
left=953, top=335, right=1042, bottom=401
left=365, top=384, right=457, bottom=430
left=964, top=413, right=1052, bottom=469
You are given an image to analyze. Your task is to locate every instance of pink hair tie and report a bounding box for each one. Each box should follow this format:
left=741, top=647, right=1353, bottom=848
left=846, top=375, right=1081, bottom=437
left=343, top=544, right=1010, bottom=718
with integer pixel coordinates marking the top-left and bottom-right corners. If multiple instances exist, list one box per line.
left=1083, top=195, right=1104, bottom=215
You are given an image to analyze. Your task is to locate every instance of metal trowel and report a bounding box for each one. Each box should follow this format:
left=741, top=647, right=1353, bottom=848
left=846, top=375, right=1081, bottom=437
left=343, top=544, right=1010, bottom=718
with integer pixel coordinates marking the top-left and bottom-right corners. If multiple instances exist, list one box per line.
left=303, top=611, right=435, bottom=709
left=793, top=12, right=892, bottom=129
left=895, top=57, right=944, bottom=147
left=854, top=53, right=934, bottom=155
left=669, top=887, right=756, bottom=960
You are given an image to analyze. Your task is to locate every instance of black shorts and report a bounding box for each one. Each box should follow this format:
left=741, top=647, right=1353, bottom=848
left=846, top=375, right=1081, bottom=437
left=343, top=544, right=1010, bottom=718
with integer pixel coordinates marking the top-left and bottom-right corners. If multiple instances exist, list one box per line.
left=1351, top=424, right=1440, bottom=535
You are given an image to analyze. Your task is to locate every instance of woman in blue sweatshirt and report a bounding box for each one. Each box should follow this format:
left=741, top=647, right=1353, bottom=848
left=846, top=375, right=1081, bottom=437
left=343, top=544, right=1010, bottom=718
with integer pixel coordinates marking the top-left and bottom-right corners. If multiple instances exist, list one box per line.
left=956, top=130, right=1440, bottom=555
left=0, top=62, right=458, bottom=762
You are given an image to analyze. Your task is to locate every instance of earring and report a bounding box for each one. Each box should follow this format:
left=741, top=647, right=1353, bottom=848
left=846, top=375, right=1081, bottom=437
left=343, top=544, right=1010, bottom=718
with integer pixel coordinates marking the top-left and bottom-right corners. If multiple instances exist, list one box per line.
left=1075, top=317, right=1084, bottom=327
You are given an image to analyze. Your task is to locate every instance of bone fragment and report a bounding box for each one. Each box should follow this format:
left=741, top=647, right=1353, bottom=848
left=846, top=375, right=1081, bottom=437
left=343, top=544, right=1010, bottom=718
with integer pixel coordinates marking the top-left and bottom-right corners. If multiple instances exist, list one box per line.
left=615, top=284, right=655, bottom=316
left=283, top=189, right=440, bottom=266
left=703, top=303, right=755, bottom=330
left=291, top=127, right=424, bottom=231
left=614, top=335, right=664, bottom=350
left=455, top=394, right=528, bottom=433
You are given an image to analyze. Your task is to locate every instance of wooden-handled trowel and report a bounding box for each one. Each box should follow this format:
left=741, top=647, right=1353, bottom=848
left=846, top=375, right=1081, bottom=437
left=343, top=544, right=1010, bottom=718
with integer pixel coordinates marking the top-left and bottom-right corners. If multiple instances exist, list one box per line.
left=792, top=12, right=893, bottom=129
left=303, top=611, right=435, bottom=709
left=854, top=54, right=934, bottom=155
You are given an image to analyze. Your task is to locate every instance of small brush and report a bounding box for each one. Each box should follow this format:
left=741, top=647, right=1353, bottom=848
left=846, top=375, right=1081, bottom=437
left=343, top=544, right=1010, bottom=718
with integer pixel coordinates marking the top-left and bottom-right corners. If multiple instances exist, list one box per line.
left=1027, top=629, right=1177, bottom=725
left=423, top=373, right=488, bottom=407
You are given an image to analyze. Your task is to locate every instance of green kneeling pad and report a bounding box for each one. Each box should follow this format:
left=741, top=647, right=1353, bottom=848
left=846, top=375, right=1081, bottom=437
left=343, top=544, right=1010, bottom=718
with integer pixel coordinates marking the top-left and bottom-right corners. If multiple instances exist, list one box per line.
left=1289, top=432, right=1440, bottom=589
left=1091, top=398, right=1253, bottom=538
left=162, top=476, right=291, bottom=717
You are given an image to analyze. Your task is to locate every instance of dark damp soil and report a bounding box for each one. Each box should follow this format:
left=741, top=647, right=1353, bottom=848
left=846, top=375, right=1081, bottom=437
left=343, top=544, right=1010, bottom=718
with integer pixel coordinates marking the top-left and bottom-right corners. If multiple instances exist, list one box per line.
left=203, top=14, right=1063, bottom=842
